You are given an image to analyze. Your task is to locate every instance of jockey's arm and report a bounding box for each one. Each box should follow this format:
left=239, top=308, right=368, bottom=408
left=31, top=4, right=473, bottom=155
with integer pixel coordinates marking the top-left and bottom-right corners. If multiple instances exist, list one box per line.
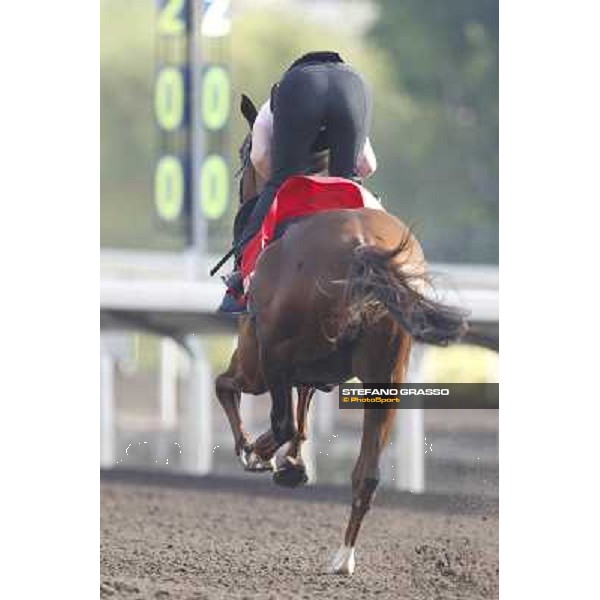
left=250, top=101, right=273, bottom=180
left=356, top=136, right=377, bottom=179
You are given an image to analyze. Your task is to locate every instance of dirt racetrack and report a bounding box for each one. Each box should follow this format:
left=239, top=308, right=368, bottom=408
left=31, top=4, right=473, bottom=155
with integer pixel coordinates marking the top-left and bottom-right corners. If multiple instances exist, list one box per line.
left=101, top=470, right=498, bottom=600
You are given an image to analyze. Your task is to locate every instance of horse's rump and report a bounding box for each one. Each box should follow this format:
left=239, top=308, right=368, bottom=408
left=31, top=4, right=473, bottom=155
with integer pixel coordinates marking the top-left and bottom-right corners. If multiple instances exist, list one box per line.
left=248, top=210, right=410, bottom=345
left=249, top=208, right=467, bottom=371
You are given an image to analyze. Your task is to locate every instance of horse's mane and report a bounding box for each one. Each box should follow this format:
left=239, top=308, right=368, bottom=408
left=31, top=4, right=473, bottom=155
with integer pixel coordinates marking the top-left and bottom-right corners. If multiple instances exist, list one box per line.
left=235, top=133, right=253, bottom=178
left=308, top=149, right=329, bottom=175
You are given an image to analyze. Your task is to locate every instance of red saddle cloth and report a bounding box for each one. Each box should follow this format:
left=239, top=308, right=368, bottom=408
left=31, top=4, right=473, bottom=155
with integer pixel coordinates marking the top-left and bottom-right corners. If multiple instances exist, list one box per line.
left=241, top=175, right=374, bottom=286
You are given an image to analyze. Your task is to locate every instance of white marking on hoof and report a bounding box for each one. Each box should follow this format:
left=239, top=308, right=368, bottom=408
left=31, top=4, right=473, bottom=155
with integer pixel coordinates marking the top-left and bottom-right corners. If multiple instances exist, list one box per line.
left=244, top=451, right=275, bottom=472
left=331, top=544, right=355, bottom=575
left=237, top=450, right=248, bottom=469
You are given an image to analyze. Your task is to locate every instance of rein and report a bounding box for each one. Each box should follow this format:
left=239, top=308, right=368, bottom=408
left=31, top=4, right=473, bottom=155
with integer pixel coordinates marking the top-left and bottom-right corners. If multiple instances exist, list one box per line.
left=209, top=135, right=255, bottom=277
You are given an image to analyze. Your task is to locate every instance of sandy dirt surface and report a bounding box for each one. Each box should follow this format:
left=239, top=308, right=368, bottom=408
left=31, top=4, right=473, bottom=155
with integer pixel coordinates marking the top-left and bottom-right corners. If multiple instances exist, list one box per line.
left=101, top=471, right=498, bottom=600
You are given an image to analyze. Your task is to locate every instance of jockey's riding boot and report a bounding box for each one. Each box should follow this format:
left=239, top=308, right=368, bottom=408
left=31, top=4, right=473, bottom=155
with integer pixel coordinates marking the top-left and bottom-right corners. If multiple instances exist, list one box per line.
left=222, top=269, right=244, bottom=295
left=218, top=270, right=246, bottom=315
left=217, top=290, right=247, bottom=315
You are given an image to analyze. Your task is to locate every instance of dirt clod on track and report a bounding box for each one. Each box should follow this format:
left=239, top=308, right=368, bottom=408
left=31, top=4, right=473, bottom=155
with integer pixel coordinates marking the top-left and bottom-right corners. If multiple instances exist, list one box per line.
left=101, top=472, right=498, bottom=600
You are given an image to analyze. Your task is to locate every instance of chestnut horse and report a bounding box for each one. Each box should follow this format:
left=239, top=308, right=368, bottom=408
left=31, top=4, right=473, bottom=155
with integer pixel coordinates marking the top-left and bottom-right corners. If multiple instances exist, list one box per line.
left=215, top=95, right=467, bottom=575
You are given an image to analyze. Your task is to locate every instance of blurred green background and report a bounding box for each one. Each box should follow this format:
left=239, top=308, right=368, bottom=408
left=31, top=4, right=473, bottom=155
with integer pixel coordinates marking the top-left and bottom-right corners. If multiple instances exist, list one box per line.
left=101, top=0, right=497, bottom=263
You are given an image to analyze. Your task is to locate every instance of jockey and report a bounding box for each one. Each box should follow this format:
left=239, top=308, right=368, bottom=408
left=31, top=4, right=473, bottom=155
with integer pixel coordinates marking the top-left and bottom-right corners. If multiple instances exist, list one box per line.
left=219, top=51, right=378, bottom=314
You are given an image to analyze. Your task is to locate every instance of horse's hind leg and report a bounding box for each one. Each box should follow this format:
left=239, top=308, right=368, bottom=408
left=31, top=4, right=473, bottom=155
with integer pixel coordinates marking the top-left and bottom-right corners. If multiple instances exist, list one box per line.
left=273, top=386, right=315, bottom=487
left=331, top=326, right=411, bottom=575
left=288, top=386, right=315, bottom=460
left=253, top=382, right=296, bottom=460
left=331, top=406, right=396, bottom=575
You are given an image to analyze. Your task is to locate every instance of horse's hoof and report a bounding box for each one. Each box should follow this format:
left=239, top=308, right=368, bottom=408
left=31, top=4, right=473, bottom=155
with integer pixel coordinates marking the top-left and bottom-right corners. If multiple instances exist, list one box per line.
left=273, top=459, right=308, bottom=488
left=252, top=430, right=278, bottom=461
left=241, top=449, right=275, bottom=472
left=237, top=451, right=248, bottom=469
left=235, top=434, right=254, bottom=468
left=330, top=544, right=355, bottom=576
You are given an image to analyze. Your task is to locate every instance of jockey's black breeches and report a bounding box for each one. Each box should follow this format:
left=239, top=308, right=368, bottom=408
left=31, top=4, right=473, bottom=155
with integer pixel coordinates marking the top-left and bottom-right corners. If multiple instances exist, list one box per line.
left=238, top=62, right=373, bottom=250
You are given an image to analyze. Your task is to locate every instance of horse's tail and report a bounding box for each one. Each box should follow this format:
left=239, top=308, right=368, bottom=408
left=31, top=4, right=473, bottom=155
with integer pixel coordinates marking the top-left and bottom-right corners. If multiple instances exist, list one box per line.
left=341, top=235, right=468, bottom=346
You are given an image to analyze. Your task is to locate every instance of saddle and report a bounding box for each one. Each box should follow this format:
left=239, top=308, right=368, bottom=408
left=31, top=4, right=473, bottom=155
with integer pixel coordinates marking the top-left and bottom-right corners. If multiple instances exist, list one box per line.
left=241, top=175, right=382, bottom=293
